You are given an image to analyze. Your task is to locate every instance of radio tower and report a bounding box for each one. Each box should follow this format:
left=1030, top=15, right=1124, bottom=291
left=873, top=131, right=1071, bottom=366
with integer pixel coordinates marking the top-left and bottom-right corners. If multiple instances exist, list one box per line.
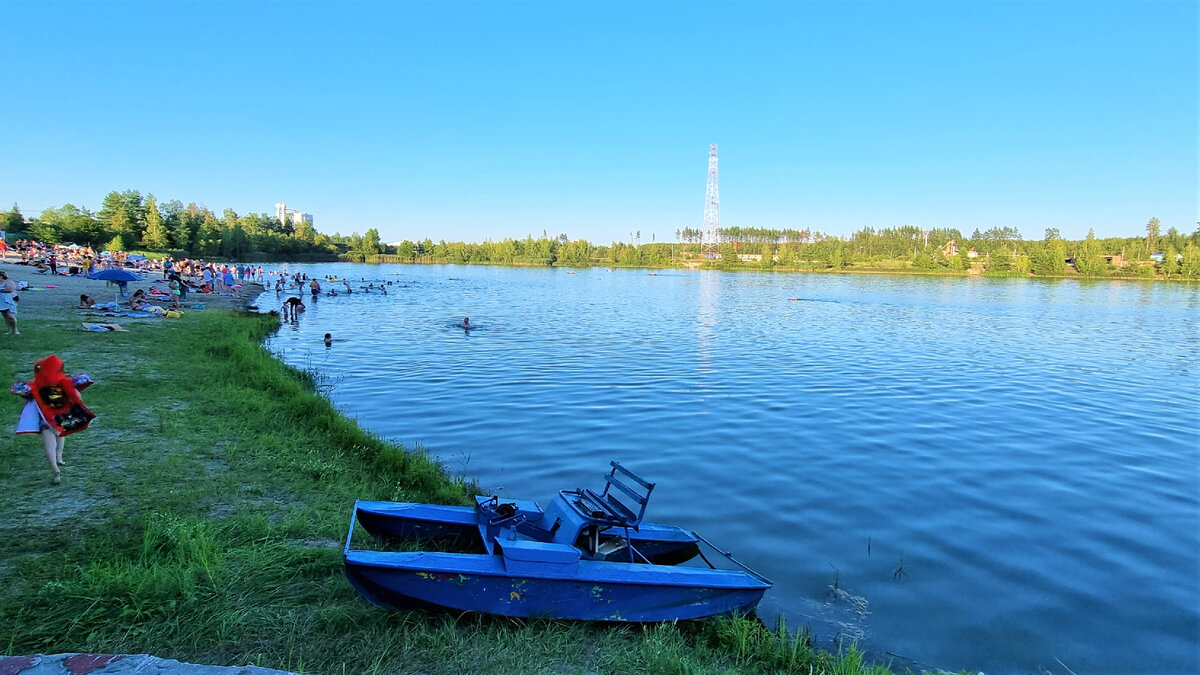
left=701, top=144, right=720, bottom=258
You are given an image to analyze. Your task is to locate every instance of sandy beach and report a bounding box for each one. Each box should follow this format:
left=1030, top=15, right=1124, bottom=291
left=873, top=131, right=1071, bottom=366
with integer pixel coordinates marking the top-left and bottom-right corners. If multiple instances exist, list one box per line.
left=0, top=259, right=264, bottom=322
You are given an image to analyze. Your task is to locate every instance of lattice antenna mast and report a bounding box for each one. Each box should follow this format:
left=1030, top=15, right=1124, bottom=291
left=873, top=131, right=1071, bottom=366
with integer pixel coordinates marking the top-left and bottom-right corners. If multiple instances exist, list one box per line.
left=701, top=144, right=720, bottom=257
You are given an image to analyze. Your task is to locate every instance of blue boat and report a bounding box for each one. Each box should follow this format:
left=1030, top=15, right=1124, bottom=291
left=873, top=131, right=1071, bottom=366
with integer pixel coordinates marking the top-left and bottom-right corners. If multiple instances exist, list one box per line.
left=344, top=462, right=772, bottom=621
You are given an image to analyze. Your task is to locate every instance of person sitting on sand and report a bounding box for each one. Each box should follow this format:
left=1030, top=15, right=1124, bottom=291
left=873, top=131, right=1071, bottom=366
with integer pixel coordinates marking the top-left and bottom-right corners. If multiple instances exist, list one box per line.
left=129, top=290, right=152, bottom=311
left=78, top=294, right=95, bottom=309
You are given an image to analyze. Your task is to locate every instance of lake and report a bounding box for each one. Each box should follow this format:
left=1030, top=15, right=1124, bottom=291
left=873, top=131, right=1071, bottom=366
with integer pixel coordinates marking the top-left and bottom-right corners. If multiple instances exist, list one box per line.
left=258, top=263, right=1199, bottom=674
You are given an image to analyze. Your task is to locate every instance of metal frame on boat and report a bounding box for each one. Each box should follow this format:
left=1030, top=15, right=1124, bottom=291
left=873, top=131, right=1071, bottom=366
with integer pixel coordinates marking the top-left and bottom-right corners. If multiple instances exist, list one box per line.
left=344, top=461, right=771, bottom=621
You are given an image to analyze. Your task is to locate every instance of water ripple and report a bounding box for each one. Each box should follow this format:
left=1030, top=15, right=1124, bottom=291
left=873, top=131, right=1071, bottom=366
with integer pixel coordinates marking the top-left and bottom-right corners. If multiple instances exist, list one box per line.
left=262, top=264, right=1200, bottom=674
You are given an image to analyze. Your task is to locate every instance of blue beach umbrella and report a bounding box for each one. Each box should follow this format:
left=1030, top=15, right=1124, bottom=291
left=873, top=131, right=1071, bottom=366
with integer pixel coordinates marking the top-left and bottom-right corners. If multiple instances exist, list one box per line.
left=127, top=253, right=147, bottom=261
left=89, top=268, right=141, bottom=300
left=88, top=269, right=140, bottom=282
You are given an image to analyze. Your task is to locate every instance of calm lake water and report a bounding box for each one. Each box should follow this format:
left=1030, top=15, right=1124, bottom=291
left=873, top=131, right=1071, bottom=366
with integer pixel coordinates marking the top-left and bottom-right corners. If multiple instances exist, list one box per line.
left=258, top=264, right=1199, bottom=674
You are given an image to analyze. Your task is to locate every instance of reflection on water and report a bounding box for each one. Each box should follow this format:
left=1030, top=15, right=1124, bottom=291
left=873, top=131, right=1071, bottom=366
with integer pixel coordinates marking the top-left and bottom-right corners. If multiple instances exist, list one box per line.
left=261, top=264, right=1200, bottom=674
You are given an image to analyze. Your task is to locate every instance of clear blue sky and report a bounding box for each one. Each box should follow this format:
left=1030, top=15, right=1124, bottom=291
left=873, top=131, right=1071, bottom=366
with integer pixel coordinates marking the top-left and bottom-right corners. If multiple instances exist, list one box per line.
left=3, top=0, right=1196, bottom=244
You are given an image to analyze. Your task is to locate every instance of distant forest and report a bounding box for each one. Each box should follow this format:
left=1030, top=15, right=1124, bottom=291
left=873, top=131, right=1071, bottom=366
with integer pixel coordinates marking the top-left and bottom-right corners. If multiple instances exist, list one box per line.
left=3, top=192, right=1198, bottom=278
left=362, top=222, right=1200, bottom=279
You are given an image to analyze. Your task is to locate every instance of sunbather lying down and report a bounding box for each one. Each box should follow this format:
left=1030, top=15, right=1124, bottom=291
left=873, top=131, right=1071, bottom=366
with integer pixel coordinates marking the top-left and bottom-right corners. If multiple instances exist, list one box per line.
left=82, top=323, right=127, bottom=332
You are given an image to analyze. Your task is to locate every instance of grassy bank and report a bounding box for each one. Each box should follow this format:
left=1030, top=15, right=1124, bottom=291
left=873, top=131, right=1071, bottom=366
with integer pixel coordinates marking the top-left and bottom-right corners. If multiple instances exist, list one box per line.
left=1, top=312, right=907, bottom=674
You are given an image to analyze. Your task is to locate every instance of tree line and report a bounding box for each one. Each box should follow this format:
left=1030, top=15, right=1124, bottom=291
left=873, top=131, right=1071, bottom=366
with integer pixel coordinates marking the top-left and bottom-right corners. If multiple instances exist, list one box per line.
left=0, top=191, right=387, bottom=260
left=370, top=220, right=1200, bottom=279
left=4, top=194, right=1197, bottom=278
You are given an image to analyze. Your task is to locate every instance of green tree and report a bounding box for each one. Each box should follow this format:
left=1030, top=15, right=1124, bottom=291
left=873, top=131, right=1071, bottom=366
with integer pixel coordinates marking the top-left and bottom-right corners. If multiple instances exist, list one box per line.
left=1180, top=243, right=1200, bottom=278
left=1159, top=245, right=1180, bottom=277
left=168, top=201, right=196, bottom=251
left=195, top=211, right=221, bottom=256
left=294, top=218, right=316, bottom=244
left=99, top=191, right=134, bottom=249
left=984, top=252, right=1010, bottom=272
left=1012, top=255, right=1032, bottom=274
left=1044, top=227, right=1060, bottom=241
left=219, top=224, right=251, bottom=258
left=46, top=204, right=103, bottom=247
left=1146, top=217, right=1160, bottom=251
left=27, top=217, right=60, bottom=243
left=2, top=203, right=24, bottom=234
left=718, top=243, right=739, bottom=269
left=1032, top=240, right=1067, bottom=276
left=222, top=208, right=239, bottom=233
left=759, top=244, right=774, bottom=270
left=1074, top=229, right=1110, bottom=277
left=830, top=245, right=846, bottom=269
left=361, top=228, right=382, bottom=255
left=141, top=195, right=169, bottom=249
left=776, top=246, right=795, bottom=267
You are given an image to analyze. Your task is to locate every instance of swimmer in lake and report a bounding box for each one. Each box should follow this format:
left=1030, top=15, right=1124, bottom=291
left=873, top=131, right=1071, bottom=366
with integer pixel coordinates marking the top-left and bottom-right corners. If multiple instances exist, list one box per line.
left=461, top=317, right=470, bottom=329
left=324, top=332, right=332, bottom=347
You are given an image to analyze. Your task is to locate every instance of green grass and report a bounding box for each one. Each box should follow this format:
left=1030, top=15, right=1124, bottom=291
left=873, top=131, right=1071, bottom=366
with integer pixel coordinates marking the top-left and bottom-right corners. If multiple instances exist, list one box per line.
left=0, top=312, right=922, bottom=674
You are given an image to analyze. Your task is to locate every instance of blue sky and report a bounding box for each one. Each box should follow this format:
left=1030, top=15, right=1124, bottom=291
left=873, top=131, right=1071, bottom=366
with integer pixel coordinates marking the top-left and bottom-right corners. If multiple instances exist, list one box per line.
left=3, top=0, right=1196, bottom=244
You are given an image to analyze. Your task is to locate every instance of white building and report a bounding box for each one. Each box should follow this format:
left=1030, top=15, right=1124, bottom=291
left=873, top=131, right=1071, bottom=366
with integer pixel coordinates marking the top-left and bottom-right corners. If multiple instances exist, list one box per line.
left=275, top=202, right=313, bottom=228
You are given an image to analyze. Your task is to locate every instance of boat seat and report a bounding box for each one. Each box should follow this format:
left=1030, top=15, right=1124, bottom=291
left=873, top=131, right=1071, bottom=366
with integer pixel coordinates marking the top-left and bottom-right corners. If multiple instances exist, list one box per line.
left=563, top=461, right=655, bottom=530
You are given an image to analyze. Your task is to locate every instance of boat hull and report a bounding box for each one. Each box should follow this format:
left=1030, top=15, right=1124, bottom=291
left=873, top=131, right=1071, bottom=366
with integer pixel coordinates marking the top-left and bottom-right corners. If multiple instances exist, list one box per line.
left=344, top=549, right=768, bottom=621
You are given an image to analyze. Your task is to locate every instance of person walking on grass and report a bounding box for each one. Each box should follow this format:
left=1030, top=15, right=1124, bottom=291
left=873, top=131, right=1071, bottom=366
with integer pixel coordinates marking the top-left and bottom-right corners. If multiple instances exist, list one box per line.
left=13, top=355, right=96, bottom=485
left=0, top=270, right=18, bottom=335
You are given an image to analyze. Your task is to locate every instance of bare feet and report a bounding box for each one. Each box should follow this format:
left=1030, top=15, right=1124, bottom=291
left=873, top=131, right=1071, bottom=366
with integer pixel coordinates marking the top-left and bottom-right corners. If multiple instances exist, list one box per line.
left=51, top=472, right=61, bottom=485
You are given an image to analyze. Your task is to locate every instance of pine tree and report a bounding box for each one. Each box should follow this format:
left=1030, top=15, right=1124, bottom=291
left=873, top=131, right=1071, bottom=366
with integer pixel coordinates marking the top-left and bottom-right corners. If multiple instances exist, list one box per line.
left=195, top=211, right=221, bottom=256
left=99, top=191, right=133, bottom=248
left=141, top=195, right=169, bottom=250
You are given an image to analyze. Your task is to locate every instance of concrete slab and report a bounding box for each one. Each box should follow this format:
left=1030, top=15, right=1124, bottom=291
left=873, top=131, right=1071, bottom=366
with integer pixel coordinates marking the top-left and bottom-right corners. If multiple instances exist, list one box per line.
left=0, top=654, right=294, bottom=675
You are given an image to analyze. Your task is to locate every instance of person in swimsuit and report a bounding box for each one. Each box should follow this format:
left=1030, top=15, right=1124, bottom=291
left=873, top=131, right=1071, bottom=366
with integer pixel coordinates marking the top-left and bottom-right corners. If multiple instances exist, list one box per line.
left=0, top=270, right=18, bottom=335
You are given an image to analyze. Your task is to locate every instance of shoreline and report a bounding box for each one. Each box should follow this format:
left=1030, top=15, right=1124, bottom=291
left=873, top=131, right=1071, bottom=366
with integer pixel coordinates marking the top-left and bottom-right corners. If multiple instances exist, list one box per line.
left=350, top=255, right=1195, bottom=283
left=0, top=260, right=263, bottom=322
left=0, top=302, right=914, bottom=673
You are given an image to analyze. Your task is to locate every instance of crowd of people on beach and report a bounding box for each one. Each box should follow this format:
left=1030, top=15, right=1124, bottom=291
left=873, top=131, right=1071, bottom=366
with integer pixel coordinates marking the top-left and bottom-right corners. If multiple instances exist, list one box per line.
left=0, top=237, right=323, bottom=329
